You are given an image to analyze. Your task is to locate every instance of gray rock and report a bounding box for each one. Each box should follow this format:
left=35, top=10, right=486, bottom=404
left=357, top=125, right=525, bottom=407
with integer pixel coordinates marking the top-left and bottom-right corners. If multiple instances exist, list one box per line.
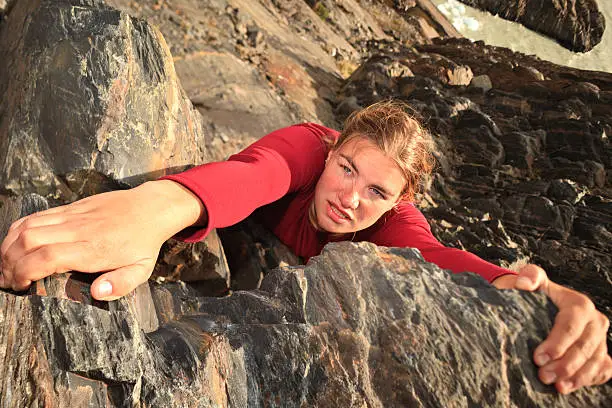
left=3, top=243, right=611, bottom=406
left=457, top=0, right=605, bottom=52
left=469, top=74, right=492, bottom=92
left=0, top=0, right=208, bottom=197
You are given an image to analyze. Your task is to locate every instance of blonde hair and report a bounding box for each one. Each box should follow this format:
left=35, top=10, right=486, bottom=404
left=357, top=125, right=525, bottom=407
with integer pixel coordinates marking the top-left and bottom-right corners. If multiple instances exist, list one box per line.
left=333, top=100, right=435, bottom=201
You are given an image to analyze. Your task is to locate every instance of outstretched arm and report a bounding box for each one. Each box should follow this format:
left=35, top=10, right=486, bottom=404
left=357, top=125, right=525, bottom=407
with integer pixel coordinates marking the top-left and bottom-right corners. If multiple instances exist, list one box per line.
left=493, top=266, right=612, bottom=394
left=0, top=123, right=335, bottom=300
left=0, top=180, right=205, bottom=300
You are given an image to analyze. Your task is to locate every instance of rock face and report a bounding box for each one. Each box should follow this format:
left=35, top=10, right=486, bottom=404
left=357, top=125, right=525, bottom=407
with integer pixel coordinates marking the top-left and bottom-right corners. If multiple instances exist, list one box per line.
left=458, top=0, right=606, bottom=52
left=0, top=0, right=208, bottom=198
left=1, top=0, right=612, bottom=406
left=3, top=242, right=611, bottom=406
left=336, top=38, right=612, bottom=331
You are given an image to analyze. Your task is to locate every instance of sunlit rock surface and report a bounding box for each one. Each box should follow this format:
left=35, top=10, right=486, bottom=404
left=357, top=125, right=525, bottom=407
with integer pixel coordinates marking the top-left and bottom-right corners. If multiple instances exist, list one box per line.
left=0, top=0, right=208, bottom=198
left=457, top=0, right=605, bottom=52
left=0, top=0, right=611, bottom=406
left=3, top=242, right=611, bottom=406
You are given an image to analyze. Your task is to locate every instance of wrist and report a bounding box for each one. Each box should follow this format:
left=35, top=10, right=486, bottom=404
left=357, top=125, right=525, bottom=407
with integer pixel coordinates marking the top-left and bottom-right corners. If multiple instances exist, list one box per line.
left=137, top=180, right=208, bottom=240
left=492, top=273, right=518, bottom=289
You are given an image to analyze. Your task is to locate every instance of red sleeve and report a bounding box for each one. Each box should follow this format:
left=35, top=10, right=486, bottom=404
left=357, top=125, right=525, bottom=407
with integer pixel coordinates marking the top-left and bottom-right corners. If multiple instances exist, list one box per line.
left=159, top=123, right=337, bottom=242
left=369, top=203, right=517, bottom=283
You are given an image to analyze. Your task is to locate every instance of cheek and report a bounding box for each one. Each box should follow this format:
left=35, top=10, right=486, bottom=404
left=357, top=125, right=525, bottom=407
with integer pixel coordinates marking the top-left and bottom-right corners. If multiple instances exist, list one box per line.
left=317, top=170, right=341, bottom=195
left=361, top=202, right=393, bottom=222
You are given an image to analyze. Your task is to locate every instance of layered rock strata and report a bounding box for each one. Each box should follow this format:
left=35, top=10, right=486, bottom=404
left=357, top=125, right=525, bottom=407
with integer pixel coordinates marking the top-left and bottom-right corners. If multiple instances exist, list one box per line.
left=3, top=242, right=611, bottom=406
left=457, top=0, right=606, bottom=52
left=336, top=37, right=612, bottom=340
left=0, top=0, right=208, bottom=198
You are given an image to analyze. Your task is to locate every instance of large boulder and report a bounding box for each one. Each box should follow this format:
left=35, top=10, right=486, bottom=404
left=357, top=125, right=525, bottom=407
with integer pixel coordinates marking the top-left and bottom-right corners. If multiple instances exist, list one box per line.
left=458, top=0, right=605, bottom=52
left=0, top=0, right=208, bottom=198
left=0, top=0, right=231, bottom=295
left=2, top=242, right=610, bottom=406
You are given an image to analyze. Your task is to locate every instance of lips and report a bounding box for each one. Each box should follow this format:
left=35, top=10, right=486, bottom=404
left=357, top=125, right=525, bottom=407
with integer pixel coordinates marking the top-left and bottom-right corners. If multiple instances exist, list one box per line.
left=327, top=201, right=351, bottom=223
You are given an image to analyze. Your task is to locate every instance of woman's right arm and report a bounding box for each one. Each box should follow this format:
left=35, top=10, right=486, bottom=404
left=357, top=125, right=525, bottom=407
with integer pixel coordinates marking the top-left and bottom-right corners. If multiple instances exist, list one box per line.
left=0, top=123, right=334, bottom=300
left=160, top=122, right=332, bottom=242
left=0, top=180, right=205, bottom=300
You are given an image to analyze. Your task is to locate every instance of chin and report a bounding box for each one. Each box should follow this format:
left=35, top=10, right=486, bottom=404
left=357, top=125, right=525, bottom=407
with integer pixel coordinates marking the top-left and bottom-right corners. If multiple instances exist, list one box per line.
left=315, top=214, right=352, bottom=234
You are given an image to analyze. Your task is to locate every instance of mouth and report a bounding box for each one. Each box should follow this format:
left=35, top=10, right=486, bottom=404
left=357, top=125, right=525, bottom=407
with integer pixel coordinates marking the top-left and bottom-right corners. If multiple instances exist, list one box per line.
left=327, top=201, right=352, bottom=222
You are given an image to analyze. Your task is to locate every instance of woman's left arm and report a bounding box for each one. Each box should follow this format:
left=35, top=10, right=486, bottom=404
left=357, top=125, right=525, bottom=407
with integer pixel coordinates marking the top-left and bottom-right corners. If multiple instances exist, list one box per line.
left=493, top=265, right=612, bottom=394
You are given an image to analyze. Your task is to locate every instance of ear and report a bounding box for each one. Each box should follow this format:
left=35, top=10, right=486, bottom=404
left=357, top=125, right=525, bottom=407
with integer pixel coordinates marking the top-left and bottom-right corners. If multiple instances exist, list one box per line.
left=325, top=150, right=333, bottom=165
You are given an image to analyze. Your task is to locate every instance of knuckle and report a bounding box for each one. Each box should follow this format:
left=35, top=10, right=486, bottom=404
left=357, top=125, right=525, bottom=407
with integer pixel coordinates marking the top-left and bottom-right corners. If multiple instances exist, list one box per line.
left=21, top=218, right=36, bottom=230
left=556, top=364, right=573, bottom=379
left=600, top=314, right=610, bottom=331
left=573, top=339, right=590, bottom=356
left=561, top=321, right=580, bottom=338
left=546, top=345, right=564, bottom=360
left=575, top=295, right=595, bottom=312
left=19, top=229, right=39, bottom=250
left=565, top=355, right=587, bottom=376
left=39, top=246, right=56, bottom=264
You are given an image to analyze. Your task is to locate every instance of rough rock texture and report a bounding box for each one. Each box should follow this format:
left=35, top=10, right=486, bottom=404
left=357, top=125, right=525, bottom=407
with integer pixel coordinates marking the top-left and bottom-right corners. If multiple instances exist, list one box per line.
left=1, top=0, right=612, bottom=405
left=0, top=0, right=208, bottom=198
left=3, top=242, right=611, bottom=406
left=152, top=231, right=231, bottom=296
left=458, top=0, right=606, bottom=52
left=335, top=37, right=612, bottom=351
left=104, top=0, right=464, bottom=160
left=218, top=218, right=302, bottom=290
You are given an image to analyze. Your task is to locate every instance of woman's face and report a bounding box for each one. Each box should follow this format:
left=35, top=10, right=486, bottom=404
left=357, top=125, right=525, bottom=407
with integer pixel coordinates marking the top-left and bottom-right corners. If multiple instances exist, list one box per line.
left=312, top=136, right=405, bottom=234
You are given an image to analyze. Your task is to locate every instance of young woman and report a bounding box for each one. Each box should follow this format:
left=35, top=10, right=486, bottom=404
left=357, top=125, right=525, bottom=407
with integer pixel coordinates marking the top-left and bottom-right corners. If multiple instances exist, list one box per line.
left=0, top=101, right=610, bottom=393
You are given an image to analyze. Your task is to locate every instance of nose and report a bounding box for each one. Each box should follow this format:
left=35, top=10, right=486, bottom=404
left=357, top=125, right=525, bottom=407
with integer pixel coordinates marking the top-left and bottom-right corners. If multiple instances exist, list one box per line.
left=339, top=187, right=359, bottom=209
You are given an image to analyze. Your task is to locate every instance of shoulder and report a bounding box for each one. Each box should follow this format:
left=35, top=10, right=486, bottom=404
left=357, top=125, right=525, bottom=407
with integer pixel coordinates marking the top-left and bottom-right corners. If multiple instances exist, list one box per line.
left=383, top=201, right=431, bottom=230
left=360, top=201, right=434, bottom=247
left=243, top=123, right=339, bottom=159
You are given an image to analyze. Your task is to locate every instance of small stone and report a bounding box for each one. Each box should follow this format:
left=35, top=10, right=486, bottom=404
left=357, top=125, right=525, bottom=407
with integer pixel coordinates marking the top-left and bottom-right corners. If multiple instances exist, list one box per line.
left=469, top=74, right=493, bottom=92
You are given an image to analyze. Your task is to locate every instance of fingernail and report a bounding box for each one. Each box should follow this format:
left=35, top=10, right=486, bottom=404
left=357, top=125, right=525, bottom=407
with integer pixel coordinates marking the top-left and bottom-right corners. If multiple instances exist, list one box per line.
left=541, top=370, right=556, bottom=384
left=97, top=281, right=113, bottom=297
left=559, top=380, right=573, bottom=393
left=516, top=276, right=532, bottom=288
left=535, top=353, right=550, bottom=366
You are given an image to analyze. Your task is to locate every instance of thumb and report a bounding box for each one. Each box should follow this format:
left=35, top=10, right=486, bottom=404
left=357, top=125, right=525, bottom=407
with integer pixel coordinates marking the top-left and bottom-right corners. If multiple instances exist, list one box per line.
left=515, top=264, right=548, bottom=292
left=91, top=261, right=153, bottom=301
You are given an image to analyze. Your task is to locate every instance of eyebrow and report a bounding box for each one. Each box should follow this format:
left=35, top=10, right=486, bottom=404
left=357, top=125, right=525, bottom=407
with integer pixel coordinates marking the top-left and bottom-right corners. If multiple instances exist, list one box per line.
left=338, top=153, right=393, bottom=197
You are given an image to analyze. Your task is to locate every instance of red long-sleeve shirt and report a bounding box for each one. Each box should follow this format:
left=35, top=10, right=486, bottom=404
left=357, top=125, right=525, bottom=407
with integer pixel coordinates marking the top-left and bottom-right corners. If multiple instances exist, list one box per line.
left=162, top=123, right=516, bottom=283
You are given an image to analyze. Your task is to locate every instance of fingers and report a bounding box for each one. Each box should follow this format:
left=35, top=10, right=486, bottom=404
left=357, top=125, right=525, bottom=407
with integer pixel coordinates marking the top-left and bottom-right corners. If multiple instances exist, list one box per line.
left=91, top=262, right=154, bottom=301
left=558, top=344, right=612, bottom=394
left=1, top=224, right=81, bottom=288
left=534, top=304, right=591, bottom=367
left=6, top=204, right=68, bottom=232
left=537, top=315, right=607, bottom=386
left=1, top=212, right=71, bottom=260
left=1, top=241, right=114, bottom=291
left=514, top=264, right=548, bottom=292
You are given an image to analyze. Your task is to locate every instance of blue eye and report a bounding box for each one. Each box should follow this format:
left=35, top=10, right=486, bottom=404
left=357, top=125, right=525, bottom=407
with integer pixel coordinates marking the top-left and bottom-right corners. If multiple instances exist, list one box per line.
left=341, top=165, right=352, bottom=175
left=370, top=188, right=384, bottom=198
